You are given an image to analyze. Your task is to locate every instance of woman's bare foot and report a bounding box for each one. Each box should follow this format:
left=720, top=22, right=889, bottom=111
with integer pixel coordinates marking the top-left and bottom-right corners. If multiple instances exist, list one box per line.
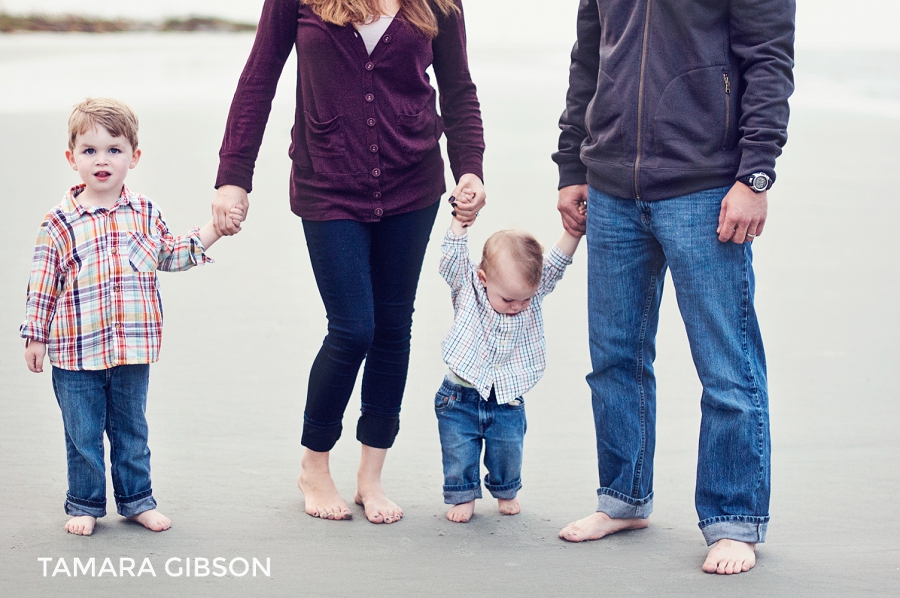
left=498, top=497, right=520, bottom=515
left=702, top=539, right=756, bottom=574
left=298, top=449, right=352, bottom=520
left=355, top=445, right=403, bottom=524
left=64, top=516, right=96, bottom=536
left=447, top=501, right=475, bottom=523
left=128, top=509, right=171, bottom=532
left=558, top=511, right=648, bottom=542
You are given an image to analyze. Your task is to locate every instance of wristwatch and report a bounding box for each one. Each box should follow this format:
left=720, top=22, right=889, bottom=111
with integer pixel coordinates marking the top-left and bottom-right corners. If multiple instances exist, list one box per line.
left=745, top=172, right=772, bottom=193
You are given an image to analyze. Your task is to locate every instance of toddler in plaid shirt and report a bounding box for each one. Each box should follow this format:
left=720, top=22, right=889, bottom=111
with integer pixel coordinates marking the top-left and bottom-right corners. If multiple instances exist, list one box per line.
left=435, top=190, right=583, bottom=522
left=20, top=98, right=243, bottom=536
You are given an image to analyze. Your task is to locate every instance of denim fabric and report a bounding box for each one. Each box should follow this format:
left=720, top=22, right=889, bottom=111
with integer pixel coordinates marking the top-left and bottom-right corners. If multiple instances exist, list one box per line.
left=51, top=365, right=157, bottom=519
left=301, top=200, right=440, bottom=452
left=434, top=377, right=526, bottom=504
left=586, top=185, right=770, bottom=545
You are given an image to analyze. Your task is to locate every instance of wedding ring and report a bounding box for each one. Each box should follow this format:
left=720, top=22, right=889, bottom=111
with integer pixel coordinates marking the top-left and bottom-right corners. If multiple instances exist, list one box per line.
left=747, top=233, right=757, bottom=238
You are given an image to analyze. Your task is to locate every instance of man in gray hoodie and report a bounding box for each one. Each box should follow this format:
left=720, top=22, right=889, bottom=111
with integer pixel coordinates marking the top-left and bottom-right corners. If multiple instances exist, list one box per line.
left=553, top=0, right=795, bottom=574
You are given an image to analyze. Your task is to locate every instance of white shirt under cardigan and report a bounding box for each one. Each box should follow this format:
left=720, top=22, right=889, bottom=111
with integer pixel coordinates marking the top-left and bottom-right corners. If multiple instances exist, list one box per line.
left=439, top=229, right=573, bottom=404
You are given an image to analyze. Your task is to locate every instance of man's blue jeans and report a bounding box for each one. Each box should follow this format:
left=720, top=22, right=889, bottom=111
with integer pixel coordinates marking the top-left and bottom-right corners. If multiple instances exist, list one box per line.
left=586, top=185, right=770, bottom=545
left=51, top=365, right=157, bottom=519
left=434, top=378, right=526, bottom=504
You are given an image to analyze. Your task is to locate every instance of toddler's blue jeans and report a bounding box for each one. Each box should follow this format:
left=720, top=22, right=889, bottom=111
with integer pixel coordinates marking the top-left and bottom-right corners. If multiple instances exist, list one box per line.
left=586, top=185, right=770, bottom=546
left=434, top=377, right=526, bottom=504
left=51, top=365, right=157, bottom=519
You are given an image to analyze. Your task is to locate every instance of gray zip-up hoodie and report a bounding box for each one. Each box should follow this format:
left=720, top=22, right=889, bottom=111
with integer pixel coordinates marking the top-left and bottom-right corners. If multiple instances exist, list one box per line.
left=553, top=0, right=795, bottom=200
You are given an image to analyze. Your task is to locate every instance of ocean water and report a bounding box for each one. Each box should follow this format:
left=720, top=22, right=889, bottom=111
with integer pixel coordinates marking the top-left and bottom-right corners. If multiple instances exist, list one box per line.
left=1, top=0, right=898, bottom=119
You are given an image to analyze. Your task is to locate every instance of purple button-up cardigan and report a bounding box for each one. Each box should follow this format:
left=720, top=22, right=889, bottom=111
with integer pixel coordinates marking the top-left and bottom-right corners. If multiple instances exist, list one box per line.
left=216, top=0, right=485, bottom=222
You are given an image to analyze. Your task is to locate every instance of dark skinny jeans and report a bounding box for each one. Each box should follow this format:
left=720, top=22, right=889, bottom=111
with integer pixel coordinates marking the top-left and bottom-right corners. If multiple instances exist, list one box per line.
left=300, top=200, right=440, bottom=451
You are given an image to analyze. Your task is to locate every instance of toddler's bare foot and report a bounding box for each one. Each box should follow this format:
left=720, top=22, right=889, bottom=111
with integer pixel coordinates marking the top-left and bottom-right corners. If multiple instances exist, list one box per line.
left=128, top=509, right=171, bottom=532
left=298, top=471, right=352, bottom=521
left=702, top=539, right=756, bottom=575
left=64, top=516, right=96, bottom=536
left=498, top=497, right=520, bottom=515
left=354, top=482, right=403, bottom=524
left=559, top=511, right=648, bottom=542
left=447, top=501, right=475, bottom=523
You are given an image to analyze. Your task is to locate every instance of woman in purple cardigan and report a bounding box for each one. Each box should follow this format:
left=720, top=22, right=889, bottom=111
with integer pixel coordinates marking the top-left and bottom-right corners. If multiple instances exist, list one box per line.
left=211, top=0, right=485, bottom=524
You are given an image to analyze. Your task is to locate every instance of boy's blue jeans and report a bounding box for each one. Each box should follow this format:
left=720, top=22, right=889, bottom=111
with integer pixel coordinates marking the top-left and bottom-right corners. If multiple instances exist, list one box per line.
left=51, top=365, right=157, bottom=519
left=586, top=185, right=770, bottom=546
left=434, top=377, right=526, bottom=504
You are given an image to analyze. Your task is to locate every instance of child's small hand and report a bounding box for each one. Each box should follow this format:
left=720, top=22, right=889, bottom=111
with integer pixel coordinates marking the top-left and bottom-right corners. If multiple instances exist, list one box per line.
left=25, top=339, right=46, bottom=373
left=228, top=206, right=246, bottom=232
left=577, top=199, right=586, bottom=216
left=450, top=188, right=478, bottom=228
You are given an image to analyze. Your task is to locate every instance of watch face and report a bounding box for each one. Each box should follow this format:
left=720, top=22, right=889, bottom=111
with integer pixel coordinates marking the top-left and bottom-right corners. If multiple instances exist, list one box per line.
left=751, top=174, right=769, bottom=191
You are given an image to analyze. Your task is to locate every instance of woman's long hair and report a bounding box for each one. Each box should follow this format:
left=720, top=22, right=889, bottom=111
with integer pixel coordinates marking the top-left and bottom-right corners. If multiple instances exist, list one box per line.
left=302, top=0, right=460, bottom=38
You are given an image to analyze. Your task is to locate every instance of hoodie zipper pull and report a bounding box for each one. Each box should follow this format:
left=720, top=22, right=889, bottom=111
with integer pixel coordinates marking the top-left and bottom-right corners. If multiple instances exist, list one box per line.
left=723, top=72, right=731, bottom=94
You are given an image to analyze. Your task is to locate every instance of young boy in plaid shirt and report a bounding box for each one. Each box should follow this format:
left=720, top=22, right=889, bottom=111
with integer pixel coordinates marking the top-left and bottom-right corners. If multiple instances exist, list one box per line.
left=20, top=98, right=244, bottom=536
left=435, top=191, right=583, bottom=522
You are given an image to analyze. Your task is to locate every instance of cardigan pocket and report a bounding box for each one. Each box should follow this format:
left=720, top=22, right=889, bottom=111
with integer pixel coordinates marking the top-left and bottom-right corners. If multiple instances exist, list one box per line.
left=303, top=112, right=348, bottom=173
left=396, top=108, right=440, bottom=166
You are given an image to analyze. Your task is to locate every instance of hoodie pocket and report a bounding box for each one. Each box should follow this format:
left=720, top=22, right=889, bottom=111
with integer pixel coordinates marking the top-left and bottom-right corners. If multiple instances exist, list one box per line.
left=653, top=66, right=730, bottom=163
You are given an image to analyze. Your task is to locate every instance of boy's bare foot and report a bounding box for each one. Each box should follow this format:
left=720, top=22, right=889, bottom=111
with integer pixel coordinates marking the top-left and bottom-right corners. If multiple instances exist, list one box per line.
left=128, top=509, right=171, bottom=532
left=64, top=516, right=96, bottom=536
left=447, top=501, right=475, bottom=523
left=498, top=497, right=520, bottom=515
left=702, top=539, right=756, bottom=574
left=297, top=466, right=352, bottom=520
left=559, top=511, right=648, bottom=542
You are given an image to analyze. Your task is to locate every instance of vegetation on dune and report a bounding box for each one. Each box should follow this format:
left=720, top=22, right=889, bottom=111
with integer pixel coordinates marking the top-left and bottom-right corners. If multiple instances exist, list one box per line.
left=0, top=14, right=256, bottom=33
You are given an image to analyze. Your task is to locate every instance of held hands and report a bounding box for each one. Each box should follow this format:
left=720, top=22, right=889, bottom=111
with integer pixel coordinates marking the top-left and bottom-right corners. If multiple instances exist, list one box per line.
left=558, top=184, right=588, bottom=237
left=717, top=182, right=767, bottom=244
left=212, top=185, right=250, bottom=236
left=25, top=340, right=46, bottom=373
left=448, top=173, right=486, bottom=228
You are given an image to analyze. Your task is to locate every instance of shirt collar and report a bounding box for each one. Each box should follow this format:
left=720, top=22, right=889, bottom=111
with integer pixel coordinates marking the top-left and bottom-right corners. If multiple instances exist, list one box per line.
left=59, top=184, right=144, bottom=222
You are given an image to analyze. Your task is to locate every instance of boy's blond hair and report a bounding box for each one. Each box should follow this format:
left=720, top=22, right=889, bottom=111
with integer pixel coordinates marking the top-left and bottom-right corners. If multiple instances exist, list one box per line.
left=481, top=230, right=544, bottom=289
left=67, top=98, right=139, bottom=151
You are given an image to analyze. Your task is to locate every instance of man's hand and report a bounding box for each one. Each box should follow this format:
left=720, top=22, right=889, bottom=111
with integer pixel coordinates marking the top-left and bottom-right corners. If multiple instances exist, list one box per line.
left=558, top=184, right=588, bottom=236
left=717, top=182, right=767, bottom=244
left=448, top=173, right=486, bottom=227
left=25, top=340, right=46, bottom=373
left=212, top=185, right=249, bottom=236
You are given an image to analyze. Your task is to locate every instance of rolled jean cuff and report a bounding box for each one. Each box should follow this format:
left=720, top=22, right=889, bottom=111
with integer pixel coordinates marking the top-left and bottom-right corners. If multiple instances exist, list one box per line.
left=116, top=491, right=157, bottom=518
left=65, top=493, right=106, bottom=518
left=443, top=483, right=482, bottom=505
left=596, top=488, right=653, bottom=519
left=484, top=478, right=521, bottom=500
left=356, top=410, right=400, bottom=450
left=301, top=416, right=343, bottom=452
left=699, top=516, right=768, bottom=546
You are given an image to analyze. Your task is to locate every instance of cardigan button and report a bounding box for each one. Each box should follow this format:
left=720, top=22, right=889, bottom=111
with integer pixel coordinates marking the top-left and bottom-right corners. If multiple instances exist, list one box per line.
left=374, top=208, right=384, bottom=217
left=383, top=35, right=392, bottom=43
left=365, top=93, right=374, bottom=102
left=369, top=144, right=379, bottom=153
left=373, top=192, right=382, bottom=199
left=365, top=61, right=374, bottom=71
left=371, top=168, right=382, bottom=177
left=366, top=117, right=376, bottom=127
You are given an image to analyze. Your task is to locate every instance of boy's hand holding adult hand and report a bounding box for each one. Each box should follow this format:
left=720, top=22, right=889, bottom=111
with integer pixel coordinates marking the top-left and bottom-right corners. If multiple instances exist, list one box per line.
left=25, top=340, right=46, bottom=373
left=558, top=184, right=588, bottom=237
left=212, top=185, right=250, bottom=236
left=449, top=173, right=485, bottom=227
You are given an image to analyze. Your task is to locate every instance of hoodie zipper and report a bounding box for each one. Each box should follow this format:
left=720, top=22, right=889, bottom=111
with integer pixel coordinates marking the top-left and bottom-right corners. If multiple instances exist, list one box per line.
left=722, top=72, right=731, bottom=148
left=633, top=0, right=653, bottom=200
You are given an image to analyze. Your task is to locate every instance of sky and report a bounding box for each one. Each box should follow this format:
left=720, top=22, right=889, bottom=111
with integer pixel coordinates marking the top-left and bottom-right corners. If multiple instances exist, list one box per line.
left=1, top=0, right=899, bottom=51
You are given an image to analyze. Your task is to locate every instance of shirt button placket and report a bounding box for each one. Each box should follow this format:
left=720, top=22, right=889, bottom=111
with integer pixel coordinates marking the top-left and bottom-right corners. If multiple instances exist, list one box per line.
left=363, top=59, right=383, bottom=220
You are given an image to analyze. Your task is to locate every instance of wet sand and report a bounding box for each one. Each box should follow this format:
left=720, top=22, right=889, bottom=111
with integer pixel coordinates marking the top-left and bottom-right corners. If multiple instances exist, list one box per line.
left=1, top=33, right=898, bottom=596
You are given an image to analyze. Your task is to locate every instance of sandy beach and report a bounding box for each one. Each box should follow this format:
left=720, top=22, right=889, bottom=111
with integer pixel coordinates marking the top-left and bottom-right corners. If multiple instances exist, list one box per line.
left=1, top=13, right=899, bottom=598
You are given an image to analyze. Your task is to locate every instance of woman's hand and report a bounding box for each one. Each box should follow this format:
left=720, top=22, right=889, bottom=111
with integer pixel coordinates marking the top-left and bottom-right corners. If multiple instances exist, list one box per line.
left=212, top=185, right=250, bottom=236
left=448, top=173, right=485, bottom=227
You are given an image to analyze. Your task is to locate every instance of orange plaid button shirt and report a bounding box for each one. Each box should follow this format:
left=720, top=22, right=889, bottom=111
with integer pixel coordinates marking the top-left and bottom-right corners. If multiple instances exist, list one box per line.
left=20, top=184, right=212, bottom=370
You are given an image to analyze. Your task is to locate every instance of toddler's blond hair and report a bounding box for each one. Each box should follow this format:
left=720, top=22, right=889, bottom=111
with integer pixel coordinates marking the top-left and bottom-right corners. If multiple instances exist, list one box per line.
left=68, top=98, right=139, bottom=151
left=481, top=230, right=544, bottom=289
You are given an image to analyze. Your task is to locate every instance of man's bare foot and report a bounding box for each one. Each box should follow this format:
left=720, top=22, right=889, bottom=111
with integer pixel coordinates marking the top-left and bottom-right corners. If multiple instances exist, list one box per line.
left=498, top=497, right=520, bottom=515
left=447, top=501, right=475, bottom=523
left=128, top=509, right=171, bottom=532
left=64, top=516, right=96, bottom=536
left=702, top=539, right=756, bottom=575
left=559, top=511, right=648, bottom=542
left=298, top=450, right=352, bottom=520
